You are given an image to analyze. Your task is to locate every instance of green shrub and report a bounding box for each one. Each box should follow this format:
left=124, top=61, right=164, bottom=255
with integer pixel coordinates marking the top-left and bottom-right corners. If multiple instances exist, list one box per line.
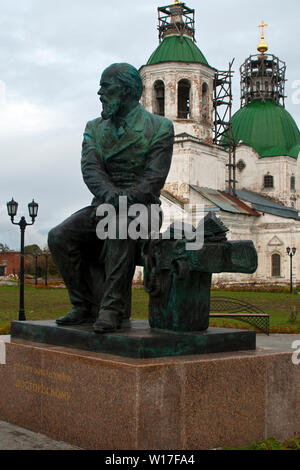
left=226, top=434, right=300, bottom=450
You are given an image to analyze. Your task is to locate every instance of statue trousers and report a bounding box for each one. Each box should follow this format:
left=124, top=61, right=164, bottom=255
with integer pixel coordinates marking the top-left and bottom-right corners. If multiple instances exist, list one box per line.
left=48, top=205, right=140, bottom=320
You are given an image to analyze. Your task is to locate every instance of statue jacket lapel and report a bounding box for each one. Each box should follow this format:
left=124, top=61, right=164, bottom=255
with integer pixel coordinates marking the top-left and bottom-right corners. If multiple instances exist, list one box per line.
left=99, top=105, right=144, bottom=163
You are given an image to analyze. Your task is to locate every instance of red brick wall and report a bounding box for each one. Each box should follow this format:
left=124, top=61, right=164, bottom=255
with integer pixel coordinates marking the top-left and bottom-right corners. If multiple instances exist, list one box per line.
left=0, top=252, right=31, bottom=276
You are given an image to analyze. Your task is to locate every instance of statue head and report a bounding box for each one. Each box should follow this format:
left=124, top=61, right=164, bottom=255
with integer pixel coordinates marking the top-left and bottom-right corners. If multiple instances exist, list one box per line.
left=98, top=63, right=143, bottom=120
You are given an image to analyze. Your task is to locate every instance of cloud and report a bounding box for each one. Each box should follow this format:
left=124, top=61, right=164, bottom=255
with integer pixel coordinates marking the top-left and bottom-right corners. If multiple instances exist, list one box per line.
left=24, top=47, right=73, bottom=67
left=0, top=99, right=65, bottom=136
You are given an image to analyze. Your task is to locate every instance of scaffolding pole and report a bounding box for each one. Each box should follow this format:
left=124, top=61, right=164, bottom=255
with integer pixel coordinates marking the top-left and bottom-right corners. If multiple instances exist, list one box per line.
left=213, top=59, right=237, bottom=197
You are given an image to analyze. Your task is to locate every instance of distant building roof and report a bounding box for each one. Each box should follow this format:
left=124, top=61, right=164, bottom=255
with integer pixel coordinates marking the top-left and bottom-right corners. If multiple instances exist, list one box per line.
left=190, top=185, right=300, bottom=220
left=236, top=189, right=300, bottom=220
left=161, top=189, right=185, bottom=208
left=190, top=186, right=260, bottom=216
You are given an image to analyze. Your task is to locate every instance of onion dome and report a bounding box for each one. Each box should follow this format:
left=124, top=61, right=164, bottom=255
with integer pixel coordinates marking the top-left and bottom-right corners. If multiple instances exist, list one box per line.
left=147, top=35, right=209, bottom=66
left=231, top=100, right=300, bottom=159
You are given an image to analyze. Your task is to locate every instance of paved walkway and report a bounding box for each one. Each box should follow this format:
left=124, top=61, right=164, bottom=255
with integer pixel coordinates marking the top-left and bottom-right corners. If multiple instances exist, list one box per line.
left=0, top=420, right=81, bottom=450
left=256, top=333, right=300, bottom=352
left=0, top=333, right=299, bottom=450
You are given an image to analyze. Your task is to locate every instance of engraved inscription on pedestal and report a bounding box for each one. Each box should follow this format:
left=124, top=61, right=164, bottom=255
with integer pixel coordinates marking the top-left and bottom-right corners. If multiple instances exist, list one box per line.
left=13, top=362, right=72, bottom=402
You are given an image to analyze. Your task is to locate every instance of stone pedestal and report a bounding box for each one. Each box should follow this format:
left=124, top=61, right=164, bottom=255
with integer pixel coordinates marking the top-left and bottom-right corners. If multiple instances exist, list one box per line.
left=0, top=337, right=299, bottom=450
left=10, top=320, right=256, bottom=358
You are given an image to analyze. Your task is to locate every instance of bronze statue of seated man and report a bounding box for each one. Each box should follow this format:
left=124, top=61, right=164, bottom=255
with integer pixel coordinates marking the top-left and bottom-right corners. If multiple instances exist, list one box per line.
left=48, top=63, right=174, bottom=334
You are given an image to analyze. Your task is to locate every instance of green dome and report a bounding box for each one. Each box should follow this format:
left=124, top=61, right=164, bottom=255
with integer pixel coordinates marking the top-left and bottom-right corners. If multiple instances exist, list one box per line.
left=147, top=35, right=209, bottom=67
left=229, top=100, right=300, bottom=159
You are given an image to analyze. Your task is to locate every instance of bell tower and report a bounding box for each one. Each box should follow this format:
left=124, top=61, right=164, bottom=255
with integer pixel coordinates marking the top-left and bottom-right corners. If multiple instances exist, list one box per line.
left=139, top=2, right=228, bottom=202
left=139, top=1, right=216, bottom=144
left=240, top=20, right=286, bottom=108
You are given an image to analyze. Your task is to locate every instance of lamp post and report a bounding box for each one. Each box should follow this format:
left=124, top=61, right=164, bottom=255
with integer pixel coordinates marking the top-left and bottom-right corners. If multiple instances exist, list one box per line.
left=286, top=247, right=297, bottom=294
left=7, top=198, right=39, bottom=320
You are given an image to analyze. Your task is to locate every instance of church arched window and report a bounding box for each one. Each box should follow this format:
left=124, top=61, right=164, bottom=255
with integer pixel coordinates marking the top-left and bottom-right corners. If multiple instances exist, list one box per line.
left=271, top=253, right=281, bottom=277
left=153, top=80, right=165, bottom=116
left=264, top=174, right=274, bottom=189
left=291, top=176, right=296, bottom=191
left=178, top=79, right=191, bottom=119
left=202, top=82, right=209, bottom=120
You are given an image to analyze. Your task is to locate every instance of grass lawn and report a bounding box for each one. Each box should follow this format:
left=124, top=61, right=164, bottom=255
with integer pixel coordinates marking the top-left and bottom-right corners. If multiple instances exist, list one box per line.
left=225, top=434, right=300, bottom=450
left=0, top=285, right=300, bottom=333
left=0, top=285, right=149, bottom=331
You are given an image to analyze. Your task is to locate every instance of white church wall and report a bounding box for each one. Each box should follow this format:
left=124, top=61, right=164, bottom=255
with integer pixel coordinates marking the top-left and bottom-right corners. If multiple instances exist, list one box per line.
left=258, top=156, right=297, bottom=207
left=235, top=146, right=298, bottom=208
left=235, top=146, right=260, bottom=191
left=212, top=211, right=300, bottom=287
left=295, top=153, right=300, bottom=210
left=164, top=145, right=191, bottom=201
left=140, top=61, right=215, bottom=143
left=164, top=140, right=227, bottom=201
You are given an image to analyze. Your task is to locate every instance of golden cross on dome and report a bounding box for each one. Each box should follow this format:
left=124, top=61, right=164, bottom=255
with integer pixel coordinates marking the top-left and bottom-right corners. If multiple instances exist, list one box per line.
left=257, top=20, right=269, bottom=54
left=258, top=20, right=268, bottom=39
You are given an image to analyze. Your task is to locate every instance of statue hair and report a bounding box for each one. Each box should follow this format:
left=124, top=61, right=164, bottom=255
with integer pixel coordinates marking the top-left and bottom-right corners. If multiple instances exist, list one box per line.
left=103, top=63, right=143, bottom=101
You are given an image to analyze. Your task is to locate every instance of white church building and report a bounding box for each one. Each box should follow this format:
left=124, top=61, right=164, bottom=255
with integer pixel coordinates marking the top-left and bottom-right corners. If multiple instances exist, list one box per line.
left=136, top=1, right=300, bottom=287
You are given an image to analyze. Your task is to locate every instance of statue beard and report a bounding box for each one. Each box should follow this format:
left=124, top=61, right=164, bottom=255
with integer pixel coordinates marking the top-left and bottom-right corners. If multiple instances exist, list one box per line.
left=101, top=97, right=121, bottom=120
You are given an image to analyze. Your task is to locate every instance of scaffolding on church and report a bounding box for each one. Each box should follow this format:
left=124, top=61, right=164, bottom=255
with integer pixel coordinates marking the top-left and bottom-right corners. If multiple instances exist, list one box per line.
left=157, top=2, right=195, bottom=43
left=240, top=54, right=286, bottom=108
left=213, top=60, right=238, bottom=196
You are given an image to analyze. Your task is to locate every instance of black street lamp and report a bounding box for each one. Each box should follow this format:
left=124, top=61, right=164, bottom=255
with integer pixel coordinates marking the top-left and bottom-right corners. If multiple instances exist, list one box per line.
left=286, top=247, right=297, bottom=294
left=7, top=198, right=39, bottom=320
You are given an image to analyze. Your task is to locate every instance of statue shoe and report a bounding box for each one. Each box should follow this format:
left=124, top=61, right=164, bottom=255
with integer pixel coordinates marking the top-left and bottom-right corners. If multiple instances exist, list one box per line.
left=93, top=312, right=122, bottom=334
left=56, top=308, right=93, bottom=325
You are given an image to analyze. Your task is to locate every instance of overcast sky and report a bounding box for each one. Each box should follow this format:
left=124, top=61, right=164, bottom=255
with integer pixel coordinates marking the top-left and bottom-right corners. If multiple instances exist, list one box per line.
left=1, top=0, right=299, bottom=250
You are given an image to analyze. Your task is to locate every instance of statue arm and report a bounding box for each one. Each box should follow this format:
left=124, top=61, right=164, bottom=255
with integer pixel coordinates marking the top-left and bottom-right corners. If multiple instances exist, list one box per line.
left=81, top=121, right=118, bottom=204
left=128, top=119, right=174, bottom=205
